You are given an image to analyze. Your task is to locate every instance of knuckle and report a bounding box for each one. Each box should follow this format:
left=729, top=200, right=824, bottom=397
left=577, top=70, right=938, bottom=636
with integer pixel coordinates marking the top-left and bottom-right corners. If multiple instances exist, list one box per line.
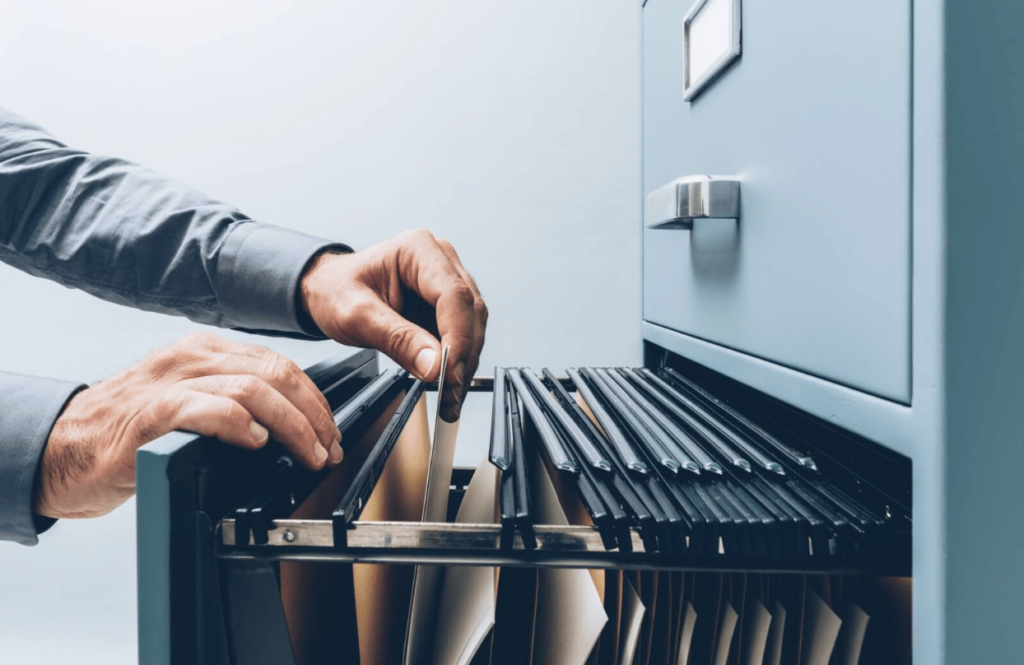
left=136, top=390, right=186, bottom=440
left=226, top=375, right=262, bottom=399
left=156, top=389, right=188, bottom=418
left=217, top=400, right=245, bottom=427
left=268, top=404, right=293, bottom=431
left=475, top=300, right=490, bottom=325
left=403, top=227, right=434, bottom=244
left=183, top=330, right=218, bottom=347
left=383, top=325, right=417, bottom=357
left=241, top=340, right=272, bottom=356
left=316, top=410, right=336, bottom=437
left=263, top=357, right=298, bottom=388
left=448, top=283, right=475, bottom=306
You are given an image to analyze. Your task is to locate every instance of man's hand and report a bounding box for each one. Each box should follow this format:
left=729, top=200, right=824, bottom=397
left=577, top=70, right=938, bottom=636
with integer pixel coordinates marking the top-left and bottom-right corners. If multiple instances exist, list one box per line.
left=300, top=229, right=488, bottom=422
left=34, top=332, right=342, bottom=519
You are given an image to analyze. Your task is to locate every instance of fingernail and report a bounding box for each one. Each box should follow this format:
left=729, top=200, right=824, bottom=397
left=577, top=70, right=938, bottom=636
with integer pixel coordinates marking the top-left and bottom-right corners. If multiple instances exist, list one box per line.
left=454, top=362, right=466, bottom=386
left=250, top=422, right=269, bottom=444
left=329, top=438, right=344, bottom=465
left=314, top=444, right=329, bottom=465
left=414, top=348, right=437, bottom=380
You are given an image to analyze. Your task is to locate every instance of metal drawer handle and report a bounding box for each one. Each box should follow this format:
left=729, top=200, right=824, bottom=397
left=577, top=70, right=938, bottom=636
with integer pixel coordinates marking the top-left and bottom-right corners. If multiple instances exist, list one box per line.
left=645, top=175, right=741, bottom=229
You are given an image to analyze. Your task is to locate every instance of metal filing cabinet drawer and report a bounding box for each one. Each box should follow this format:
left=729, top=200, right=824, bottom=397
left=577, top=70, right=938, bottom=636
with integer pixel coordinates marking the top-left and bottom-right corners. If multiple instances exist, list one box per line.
left=642, top=0, right=911, bottom=401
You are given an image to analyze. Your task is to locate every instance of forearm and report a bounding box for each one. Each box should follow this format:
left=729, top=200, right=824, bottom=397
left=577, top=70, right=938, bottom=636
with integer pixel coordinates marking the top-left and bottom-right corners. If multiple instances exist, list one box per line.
left=0, top=107, right=346, bottom=336
left=0, top=371, right=84, bottom=545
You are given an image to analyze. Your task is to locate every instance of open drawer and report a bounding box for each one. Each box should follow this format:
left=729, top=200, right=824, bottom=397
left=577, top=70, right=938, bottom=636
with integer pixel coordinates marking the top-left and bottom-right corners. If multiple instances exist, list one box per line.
left=137, top=348, right=911, bottom=665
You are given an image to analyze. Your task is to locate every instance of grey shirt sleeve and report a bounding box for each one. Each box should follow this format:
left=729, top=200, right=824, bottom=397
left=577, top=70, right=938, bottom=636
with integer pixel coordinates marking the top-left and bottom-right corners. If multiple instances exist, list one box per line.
left=0, top=106, right=348, bottom=334
left=0, top=107, right=350, bottom=544
left=0, top=372, right=84, bottom=545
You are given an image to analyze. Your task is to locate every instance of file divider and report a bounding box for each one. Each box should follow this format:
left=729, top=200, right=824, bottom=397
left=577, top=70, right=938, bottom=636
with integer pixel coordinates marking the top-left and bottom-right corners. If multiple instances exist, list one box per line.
left=633, top=369, right=784, bottom=475
left=220, top=364, right=909, bottom=576
left=520, top=369, right=611, bottom=473
left=566, top=368, right=648, bottom=475
left=332, top=377, right=423, bottom=548
left=584, top=368, right=686, bottom=474
left=658, top=368, right=818, bottom=472
left=507, top=370, right=579, bottom=474
left=489, top=367, right=511, bottom=471
left=508, top=381, right=537, bottom=551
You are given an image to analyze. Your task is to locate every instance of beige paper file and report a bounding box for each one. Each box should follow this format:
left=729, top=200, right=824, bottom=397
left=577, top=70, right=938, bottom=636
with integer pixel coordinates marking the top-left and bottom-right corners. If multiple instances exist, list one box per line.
left=280, top=390, right=430, bottom=665
left=431, top=458, right=501, bottom=665
left=618, top=575, right=646, bottom=665
left=832, top=601, right=870, bottom=665
left=762, top=600, right=786, bottom=665
left=405, top=345, right=462, bottom=665
left=712, top=604, right=739, bottom=665
left=675, top=602, right=697, bottom=665
left=739, top=600, right=773, bottom=665
left=529, top=447, right=608, bottom=665
left=799, top=590, right=842, bottom=665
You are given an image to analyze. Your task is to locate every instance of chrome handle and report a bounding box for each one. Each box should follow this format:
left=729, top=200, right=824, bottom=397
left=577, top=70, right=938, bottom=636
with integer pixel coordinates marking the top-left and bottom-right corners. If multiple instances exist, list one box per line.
left=644, top=175, right=741, bottom=229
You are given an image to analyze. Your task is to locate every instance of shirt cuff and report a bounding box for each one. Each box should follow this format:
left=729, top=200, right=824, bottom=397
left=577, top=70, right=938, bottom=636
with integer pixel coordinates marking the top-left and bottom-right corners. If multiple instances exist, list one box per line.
left=0, top=372, right=85, bottom=545
left=214, top=222, right=351, bottom=338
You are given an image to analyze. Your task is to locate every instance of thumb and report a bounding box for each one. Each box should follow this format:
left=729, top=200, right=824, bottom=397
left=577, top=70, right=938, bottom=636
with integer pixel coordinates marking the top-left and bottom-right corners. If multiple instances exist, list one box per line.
left=362, top=300, right=441, bottom=381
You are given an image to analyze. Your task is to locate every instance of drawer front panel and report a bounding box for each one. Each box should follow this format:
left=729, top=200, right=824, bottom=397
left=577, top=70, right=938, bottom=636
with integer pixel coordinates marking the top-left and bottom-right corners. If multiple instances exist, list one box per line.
left=642, top=0, right=911, bottom=401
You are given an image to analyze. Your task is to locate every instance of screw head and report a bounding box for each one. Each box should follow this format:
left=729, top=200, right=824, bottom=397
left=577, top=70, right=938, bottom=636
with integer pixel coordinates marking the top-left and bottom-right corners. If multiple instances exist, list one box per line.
left=283, top=530, right=296, bottom=543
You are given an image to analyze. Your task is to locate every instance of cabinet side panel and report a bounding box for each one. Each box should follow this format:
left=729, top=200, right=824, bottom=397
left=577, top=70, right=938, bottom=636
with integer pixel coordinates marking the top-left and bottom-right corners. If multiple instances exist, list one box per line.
left=944, top=1, right=1024, bottom=663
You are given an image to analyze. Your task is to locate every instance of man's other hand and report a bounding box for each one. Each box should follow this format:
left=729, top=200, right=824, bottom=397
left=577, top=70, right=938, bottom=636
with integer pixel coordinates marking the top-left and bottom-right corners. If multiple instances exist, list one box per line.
left=300, top=229, right=488, bottom=422
left=34, top=332, right=342, bottom=519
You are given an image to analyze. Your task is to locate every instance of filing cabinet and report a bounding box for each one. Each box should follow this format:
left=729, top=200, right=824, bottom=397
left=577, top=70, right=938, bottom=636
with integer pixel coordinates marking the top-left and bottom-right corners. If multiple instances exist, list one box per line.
left=639, top=0, right=1024, bottom=664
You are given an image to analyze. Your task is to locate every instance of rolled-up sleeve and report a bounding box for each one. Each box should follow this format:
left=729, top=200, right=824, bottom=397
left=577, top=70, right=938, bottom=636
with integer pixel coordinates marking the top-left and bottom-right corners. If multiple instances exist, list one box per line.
left=0, top=372, right=84, bottom=545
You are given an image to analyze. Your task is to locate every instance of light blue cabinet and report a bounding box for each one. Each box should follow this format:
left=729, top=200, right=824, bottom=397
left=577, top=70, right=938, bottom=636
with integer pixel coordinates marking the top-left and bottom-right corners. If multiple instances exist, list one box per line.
left=643, top=0, right=912, bottom=401
left=642, top=1, right=1024, bottom=664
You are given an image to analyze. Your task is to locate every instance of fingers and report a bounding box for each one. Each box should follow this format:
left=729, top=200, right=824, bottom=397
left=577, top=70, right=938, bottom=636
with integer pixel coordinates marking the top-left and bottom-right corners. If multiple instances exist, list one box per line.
left=435, top=239, right=488, bottom=419
left=394, top=230, right=481, bottom=421
left=216, top=349, right=341, bottom=458
left=217, top=338, right=333, bottom=417
left=166, top=332, right=341, bottom=462
left=177, top=331, right=334, bottom=419
left=344, top=294, right=442, bottom=382
left=395, top=230, right=476, bottom=364
left=132, top=389, right=269, bottom=452
left=179, top=375, right=337, bottom=470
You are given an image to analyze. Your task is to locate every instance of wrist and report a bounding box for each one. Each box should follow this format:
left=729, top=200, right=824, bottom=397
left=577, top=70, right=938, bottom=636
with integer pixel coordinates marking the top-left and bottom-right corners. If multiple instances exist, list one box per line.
left=32, top=385, right=89, bottom=519
left=297, top=246, right=352, bottom=337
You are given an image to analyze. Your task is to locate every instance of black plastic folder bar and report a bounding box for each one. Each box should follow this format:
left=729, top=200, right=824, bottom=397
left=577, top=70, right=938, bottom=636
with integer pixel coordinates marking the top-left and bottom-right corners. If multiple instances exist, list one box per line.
left=333, top=376, right=423, bottom=548
left=334, top=369, right=406, bottom=436
left=507, top=380, right=536, bottom=550
left=659, top=367, right=819, bottom=472
left=583, top=367, right=685, bottom=474
left=515, top=369, right=617, bottom=549
left=233, top=369, right=411, bottom=546
left=223, top=359, right=908, bottom=573
left=489, top=367, right=511, bottom=471
left=631, top=369, right=782, bottom=475
left=567, top=368, right=648, bottom=474
left=521, top=369, right=611, bottom=473
left=507, top=369, right=579, bottom=473
left=495, top=369, right=516, bottom=549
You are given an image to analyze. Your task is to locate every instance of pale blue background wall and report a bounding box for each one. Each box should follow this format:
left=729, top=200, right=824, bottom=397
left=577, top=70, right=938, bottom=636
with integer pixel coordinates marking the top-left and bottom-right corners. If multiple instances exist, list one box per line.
left=0, top=2, right=640, bottom=662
